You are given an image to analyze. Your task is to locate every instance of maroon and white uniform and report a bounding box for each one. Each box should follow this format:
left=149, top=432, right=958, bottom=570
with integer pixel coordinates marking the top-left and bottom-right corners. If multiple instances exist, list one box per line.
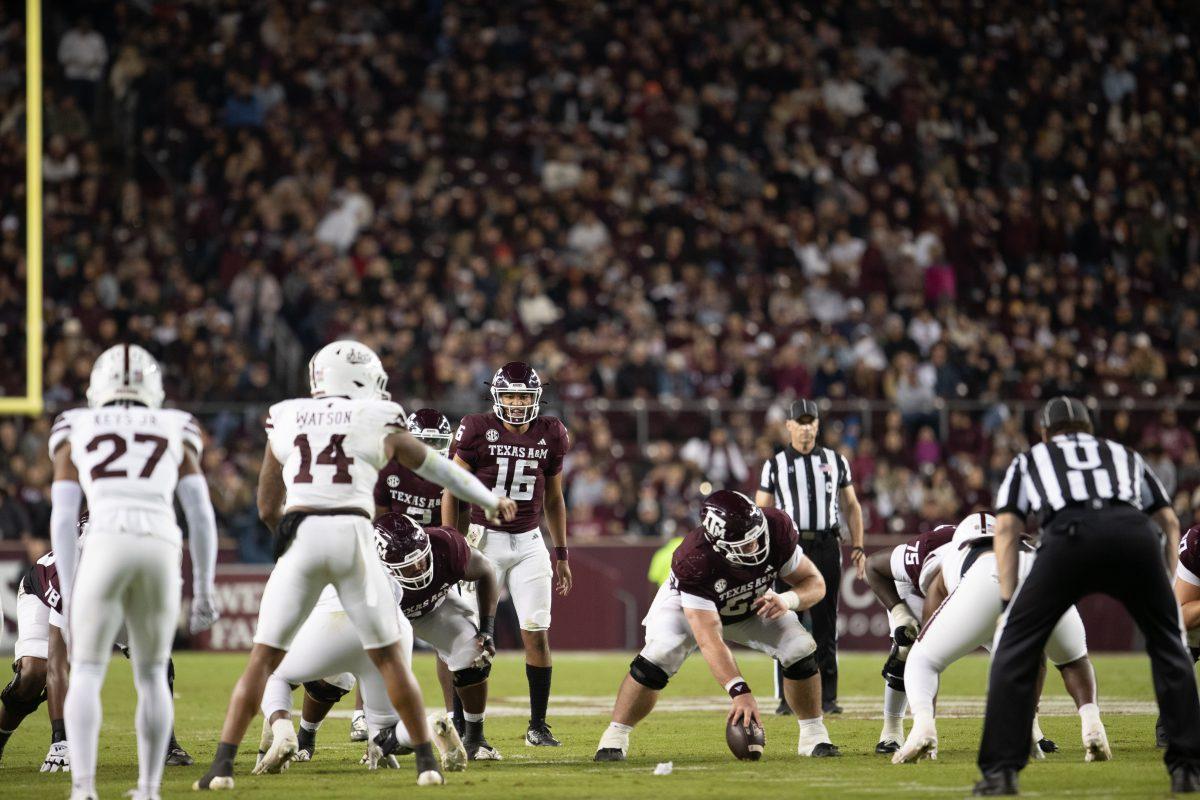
left=449, top=412, right=570, bottom=631
left=399, top=527, right=485, bottom=671
left=1176, top=525, right=1200, bottom=648
left=637, top=508, right=816, bottom=676
left=13, top=552, right=65, bottom=662
left=885, top=524, right=955, bottom=625
left=375, top=462, right=443, bottom=525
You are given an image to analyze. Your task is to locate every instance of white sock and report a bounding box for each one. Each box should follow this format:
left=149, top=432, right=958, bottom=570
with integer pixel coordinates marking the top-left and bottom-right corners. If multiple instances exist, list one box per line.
left=1032, top=715, right=1045, bottom=742
left=261, top=675, right=294, bottom=721
left=882, top=685, right=907, bottom=740
left=65, top=660, right=107, bottom=796
left=300, top=719, right=320, bottom=733
left=464, top=712, right=485, bottom=723
left=598, top=722, right=632, bottom=750
left=1079, top=703, right=1101, bottom=728
left=392, top=720, right=415, bottom=749
left=132, top=660, right=172, bottom=797
left=798, top=717, right=829, bottom=742
left=903, top=650, right=938, bottom=720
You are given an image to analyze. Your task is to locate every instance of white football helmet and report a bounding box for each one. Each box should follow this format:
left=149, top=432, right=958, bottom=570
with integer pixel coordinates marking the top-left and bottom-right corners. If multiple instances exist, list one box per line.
left=308, top=340, right=389, bottom=400
left=952, top=512, right=997, bottom=547
left=86, top=344, right=165, bottom=409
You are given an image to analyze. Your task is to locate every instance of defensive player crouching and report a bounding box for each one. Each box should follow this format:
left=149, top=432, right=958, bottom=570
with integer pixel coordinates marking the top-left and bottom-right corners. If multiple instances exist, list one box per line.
left=595, top=490, right=840, bottom=761
left=893, top=513, right=1108, bottom=765
left=268, top=513, right=503, bottom=765
left=863, top=524, right=954, bottom=753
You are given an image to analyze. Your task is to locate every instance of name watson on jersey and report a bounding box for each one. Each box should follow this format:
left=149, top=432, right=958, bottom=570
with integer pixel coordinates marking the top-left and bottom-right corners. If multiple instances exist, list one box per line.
left=294, top=410, right=354, bottom=426
left=486, top=444, right=550, bottom=459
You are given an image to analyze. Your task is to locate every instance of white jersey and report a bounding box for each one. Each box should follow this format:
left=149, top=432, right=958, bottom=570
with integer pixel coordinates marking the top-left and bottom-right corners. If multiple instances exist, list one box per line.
left=49, top=406, right=202, bottom=542
left=266, top=397, right=407, bottom=515
left=924, top=540, right=1036, bottom=595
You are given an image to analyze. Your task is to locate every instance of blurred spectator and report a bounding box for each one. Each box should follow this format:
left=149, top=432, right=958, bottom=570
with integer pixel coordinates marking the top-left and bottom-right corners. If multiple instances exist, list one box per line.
left=680, top=426, right=749, bottom=489
left=57, top=17, right=106, bottom=115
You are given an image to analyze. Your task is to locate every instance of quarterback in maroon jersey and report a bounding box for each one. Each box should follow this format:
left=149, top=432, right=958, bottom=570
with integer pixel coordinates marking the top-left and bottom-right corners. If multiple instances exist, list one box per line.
left=595, top=491, right=839, bottom=761
left=444, top=362, right=572, bottom=747
left=863, top=524, right=955, bottom=754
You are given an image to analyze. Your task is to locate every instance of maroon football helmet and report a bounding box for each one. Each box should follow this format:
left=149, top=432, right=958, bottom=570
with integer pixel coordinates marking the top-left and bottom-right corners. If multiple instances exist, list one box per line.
left=700, top=490, right=770, bottom=567
left=489, top=361, right=543, bottom=425
left=374, top=512, right=433, bottom=590
left=407, top=408, right=452, bottom=454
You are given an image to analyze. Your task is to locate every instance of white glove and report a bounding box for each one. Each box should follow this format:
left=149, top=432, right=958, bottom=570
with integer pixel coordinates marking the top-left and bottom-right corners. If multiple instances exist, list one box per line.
left=190, top=592, right=219, bottom=634
left=41, top=741, right=70, bottom=772
left=891, top=603, right=920, bottom=646
left=361, top=742, right=400, bottom=770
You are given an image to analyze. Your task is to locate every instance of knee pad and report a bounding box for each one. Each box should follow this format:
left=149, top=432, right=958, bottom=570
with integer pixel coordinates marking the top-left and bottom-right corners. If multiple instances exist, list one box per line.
left=629, top=655, right=670, bottom=690
left=453, top=664, right=491, bottom=687
left=2, top=665, right=48, bottom=717
left=302, top=679, right=351, bottom=705
left=781, top=653, right=819, bottom=681
left=881, top=650, right=907, bottom=692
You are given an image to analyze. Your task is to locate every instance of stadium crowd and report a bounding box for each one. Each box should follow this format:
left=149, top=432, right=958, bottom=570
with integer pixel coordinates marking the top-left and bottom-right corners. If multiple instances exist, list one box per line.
left=1, top=0, right=1199, bottom=563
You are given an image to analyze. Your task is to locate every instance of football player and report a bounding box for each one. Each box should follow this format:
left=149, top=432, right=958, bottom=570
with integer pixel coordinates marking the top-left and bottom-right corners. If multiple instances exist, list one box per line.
left=1159, top=524, right=1200, bottom=747
left=443, top=362, right=572, bottom=747
left=594, top=490, right=840, bottom=761
left=195, top=340, right=515, bottom=790
left=893, top=513, right=1108, bottom=765
left=49, top=344, right=220, bottom=800
left=261, top=512, right=502, bottom=766
left=863, top=523, right=954, bottom=753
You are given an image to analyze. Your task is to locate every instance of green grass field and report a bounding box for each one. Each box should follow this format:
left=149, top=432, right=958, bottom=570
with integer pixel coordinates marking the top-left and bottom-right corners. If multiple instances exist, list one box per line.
left=0, top=651, right=1183, bottom=798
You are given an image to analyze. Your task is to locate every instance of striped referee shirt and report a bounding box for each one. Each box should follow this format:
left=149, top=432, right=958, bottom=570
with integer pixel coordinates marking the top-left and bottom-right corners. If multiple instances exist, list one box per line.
left=995, top=432, right=1171, bottom=520
left=759, top=446, right=852, bottom=532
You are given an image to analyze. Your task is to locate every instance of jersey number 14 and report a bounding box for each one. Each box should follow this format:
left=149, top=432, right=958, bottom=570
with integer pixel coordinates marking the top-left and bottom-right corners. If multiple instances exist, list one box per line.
left=292, top=434, right=354, bottom=484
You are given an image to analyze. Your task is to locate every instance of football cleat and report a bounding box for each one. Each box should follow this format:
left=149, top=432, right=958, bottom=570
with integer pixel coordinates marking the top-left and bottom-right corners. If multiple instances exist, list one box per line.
left=295, top=726, right=317, bottom=762
left=807, top=742, right=841, bottom=757
left=466, top=739, right=503, bottom=761
left=594, top=747, right=626, bottom=762
left=252, top=719, right=298, bottom=774
left=893, top=719, right=938, bottom=764
left=875, top=740, right=901, bottom=755
left=192, top=774, right=234, bottom=791
left=525, top=721, right=561, bottom=747
left=416, top=769, right=445, bottom=786
left=1037, top=737, right=1058, bottom=754
left=350, top=710, right=368, bottom=742
left=1083, top=724, right=1111, bottom=763
left=165, top=741, right=195, bottom=767
left=41, top=740, right=71, bottom=772
left=430, top=713, right=468, bottom=772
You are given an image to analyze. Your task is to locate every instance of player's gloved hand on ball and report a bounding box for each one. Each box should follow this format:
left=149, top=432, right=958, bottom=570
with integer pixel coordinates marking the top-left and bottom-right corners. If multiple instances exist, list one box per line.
left=727, top=694, right=761, bottom=728
left=891, top=603, right=920, bottom=647
left=190, top=591, right=220, bottom=634
left=362, top=742, right=400, bottom=770
left=484, top=497, right=518, bottom=525
left=41, top=741, right=70, bottom=772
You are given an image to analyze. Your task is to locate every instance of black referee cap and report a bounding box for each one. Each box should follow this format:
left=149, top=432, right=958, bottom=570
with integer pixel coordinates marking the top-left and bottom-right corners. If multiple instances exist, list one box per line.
left=790, top=398, right=819, bottom=421
left=1039, top=396, right=1092, bottom=433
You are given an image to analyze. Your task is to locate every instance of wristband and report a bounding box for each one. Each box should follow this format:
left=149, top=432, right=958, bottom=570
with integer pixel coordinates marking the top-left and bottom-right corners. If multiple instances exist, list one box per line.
left=781, top=590, right=802, bottom=611
left=726, top=680, right=752, bottom=698
left=480, top=615, right=495, bottom=638
left=851, top=545, right=865, bottom=557
left=555, top=546, right=569, bottom=561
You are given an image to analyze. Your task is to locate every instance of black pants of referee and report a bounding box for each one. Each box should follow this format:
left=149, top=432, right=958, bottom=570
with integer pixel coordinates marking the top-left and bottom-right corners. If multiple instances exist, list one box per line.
left=775, top=533, right=841, bottom=707
left=978, top=506, right=1200, bottom=776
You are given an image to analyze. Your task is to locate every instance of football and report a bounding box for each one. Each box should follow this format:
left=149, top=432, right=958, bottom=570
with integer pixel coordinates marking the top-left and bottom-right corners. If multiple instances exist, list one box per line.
left=726, top=720, right=765, bottom=761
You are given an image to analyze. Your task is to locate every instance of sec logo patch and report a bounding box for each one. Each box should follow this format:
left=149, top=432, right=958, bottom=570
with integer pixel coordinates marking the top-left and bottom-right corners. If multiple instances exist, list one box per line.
left=714, top=578, right=727, bottom=593
left=486, top=429, right=500, bottom=442
left=387, top=475, right=400, bottom=488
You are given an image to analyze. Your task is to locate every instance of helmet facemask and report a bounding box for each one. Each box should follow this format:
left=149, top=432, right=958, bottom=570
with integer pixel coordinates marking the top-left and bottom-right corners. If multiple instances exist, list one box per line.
left=492, top=386, right=541, bottom=425
left=704, top=510, right=771, bottom=567
left=376, top=529, right=434, bottom=590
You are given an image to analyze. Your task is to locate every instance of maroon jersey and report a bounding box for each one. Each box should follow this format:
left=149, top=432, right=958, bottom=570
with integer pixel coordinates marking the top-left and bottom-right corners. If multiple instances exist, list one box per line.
left=897, top=524, right=955, bottom=596
left=1179, top=525, right=1200, bottom=582
left=375, top=462, right=443, bottom=525
left=449, top=412, right=570, bottom=533
left=670, top=507, right=802, bottom=624
left=399, top=526, right=473, bottom=620
left=21, top=550, right=63, bottom=613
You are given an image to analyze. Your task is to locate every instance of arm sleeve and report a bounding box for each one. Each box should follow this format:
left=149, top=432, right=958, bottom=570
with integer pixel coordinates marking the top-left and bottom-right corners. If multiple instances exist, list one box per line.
left=1136, top=453, right=1172, bottom=513
left=49, top=481, right=83, bottom=605
left=177, top=474, right=218, bottom=593
left=994, top=454, right=1028, bottom=515
left=414, top=448, right=499, bottom=513
left=759, top=459, right=774, bottom=493
left=679, top=591, right=719, bottom=612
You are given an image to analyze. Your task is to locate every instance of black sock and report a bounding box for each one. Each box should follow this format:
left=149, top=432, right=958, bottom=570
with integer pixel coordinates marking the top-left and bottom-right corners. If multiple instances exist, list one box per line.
left=413, top=741, right=438, bottom=774
left=51, top=719, right=66, bottom=744
left=209, top=741, right=238, bottom=776
left=452, top=692, right=466, bottom=735
left=526, top=664, right=552, bottom=726
left=464, top=719, right=484, bottom=742
left=297, top=725, right=316, bottom=749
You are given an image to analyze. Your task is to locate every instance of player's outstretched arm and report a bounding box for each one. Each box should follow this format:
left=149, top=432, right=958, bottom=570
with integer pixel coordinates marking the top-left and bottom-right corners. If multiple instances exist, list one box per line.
left=684, top=606, right=759, bottom=726
left=257, top=443, right=286, bottom=532
left=544, top=472, right=572, bottom=595
left=865, top=549, right=903, bottom=609
left=49, top=443, right=82, bottom=611
left=178, top=445, right=220, bottom=633
left=753, top=557, right=825, bottom=620
left=387, top=431, right=515, bottom=523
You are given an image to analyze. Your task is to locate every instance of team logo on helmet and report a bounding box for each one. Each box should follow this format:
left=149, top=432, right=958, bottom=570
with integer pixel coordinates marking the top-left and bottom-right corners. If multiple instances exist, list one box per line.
left=486, top=428, right=500, bottom=442
left=489, top=361, right=544, bottom=425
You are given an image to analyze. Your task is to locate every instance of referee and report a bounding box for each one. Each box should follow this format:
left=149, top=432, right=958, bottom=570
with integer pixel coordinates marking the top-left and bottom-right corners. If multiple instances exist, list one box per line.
left=756, top=399, right=865, bottom=715
left=974, top=397, right=1200, bottom=796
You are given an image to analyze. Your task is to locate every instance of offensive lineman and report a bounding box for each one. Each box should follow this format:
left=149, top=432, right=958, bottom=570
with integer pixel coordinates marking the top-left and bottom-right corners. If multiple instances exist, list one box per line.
left=195, top=340, right=515, bottom=790
left=1159, top=524, right=1200, bottom=747
left=444, top=362, right=572, bottom=746
left=594, top=490, right=839, bottom=761
left=863, top=523, right=954, bottom=753
left=893, top=513, right=1108, bottom=765
left=261, top=512, right=503, bottom=766
left=49, top=344, right=220, bottom=800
